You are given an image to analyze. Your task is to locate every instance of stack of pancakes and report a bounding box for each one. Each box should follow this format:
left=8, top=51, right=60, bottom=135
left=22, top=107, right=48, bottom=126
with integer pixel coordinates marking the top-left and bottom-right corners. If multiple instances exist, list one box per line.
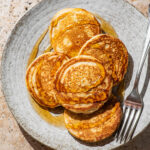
left=26, top=8, right=128, bottom=142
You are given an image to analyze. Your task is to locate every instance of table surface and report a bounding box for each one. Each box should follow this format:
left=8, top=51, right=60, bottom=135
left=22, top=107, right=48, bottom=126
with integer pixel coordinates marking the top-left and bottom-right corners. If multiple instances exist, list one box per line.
left=0, top=0, right=150, bottom=150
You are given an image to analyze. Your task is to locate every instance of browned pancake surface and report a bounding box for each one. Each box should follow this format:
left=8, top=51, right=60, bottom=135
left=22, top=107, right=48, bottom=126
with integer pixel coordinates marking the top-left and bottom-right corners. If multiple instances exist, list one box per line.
left=55, top=56, right=105, bottom=93
left=54, top=55, right=113, bottom=105
left=79, top=34, right=128, bottom=85
left=64, top=96, right=122, bottom=142
left=26, top=52, right=68, bottom=108
left=49, top=8, right=101, bottom=57
left=53, top=24, right=100, bottom=57
left=62, top=101, right=106, bottom=114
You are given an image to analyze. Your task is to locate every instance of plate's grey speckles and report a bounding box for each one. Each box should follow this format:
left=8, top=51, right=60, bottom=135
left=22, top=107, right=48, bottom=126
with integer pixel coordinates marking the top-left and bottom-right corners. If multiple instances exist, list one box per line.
left=1, top=0, right=150, bottom=149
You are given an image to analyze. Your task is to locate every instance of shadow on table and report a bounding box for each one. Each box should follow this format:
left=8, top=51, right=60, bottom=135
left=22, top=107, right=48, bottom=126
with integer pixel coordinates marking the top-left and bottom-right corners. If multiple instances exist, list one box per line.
left=19, top=126, right=54, bottom=150
left=113, top=123, right=150, bottom=150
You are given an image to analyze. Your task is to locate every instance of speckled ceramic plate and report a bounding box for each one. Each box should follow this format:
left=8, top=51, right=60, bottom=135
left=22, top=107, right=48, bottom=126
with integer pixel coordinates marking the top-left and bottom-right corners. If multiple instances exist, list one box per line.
left=1, top=0, right=150, bottom=149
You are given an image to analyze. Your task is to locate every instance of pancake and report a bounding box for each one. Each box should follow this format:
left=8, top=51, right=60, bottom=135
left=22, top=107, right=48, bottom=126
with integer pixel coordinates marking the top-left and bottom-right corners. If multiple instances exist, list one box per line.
left=49, top=8, right=101, bottom=57
left=62, top=101, right=106, bottom=114
left=54, top=55, right=113, bottom=105
left=79, top=34, right=128, bottom=85
left=55, top=55, right=105, bottom=93
left=56, top=75, right=113, bottom=105
left=64, top=95, right=122, bottom=142
left=53, top=24, right=100, bottom=58
left=26, top=52, right=68, bottom=108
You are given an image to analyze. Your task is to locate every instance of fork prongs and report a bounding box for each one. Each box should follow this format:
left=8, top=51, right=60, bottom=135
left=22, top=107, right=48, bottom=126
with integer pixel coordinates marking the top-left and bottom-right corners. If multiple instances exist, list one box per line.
left=116, top=105, right=143, bottom=143
left=127, top=108, right=143, bottom=141
left=115, top=106, right=127, bottom=139
left=123, top=109, right=137, bottom=142
left=116, top=105, right=132, bottom=142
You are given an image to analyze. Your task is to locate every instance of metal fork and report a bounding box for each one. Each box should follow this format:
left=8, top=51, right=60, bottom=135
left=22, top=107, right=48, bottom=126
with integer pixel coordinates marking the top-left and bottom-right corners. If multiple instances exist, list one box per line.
left=116, top=5, right=150, bottom=143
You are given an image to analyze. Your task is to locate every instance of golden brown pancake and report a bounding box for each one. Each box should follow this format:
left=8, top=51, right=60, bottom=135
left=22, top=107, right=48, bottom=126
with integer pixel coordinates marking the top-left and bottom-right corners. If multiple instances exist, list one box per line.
left=49, top=8, right=101, bottom=57
left=62, top=101, right=106, bottom=114
left=26, top=52, right=68, bottom=108
left=79, top=34, right=128, bottom=85
left=64, top=95, right=122, bottom=142
left=53, top=24, right=100, bottom=58
left=54, top=55, right=113, bottom=105
left=55, top=56, right=105, bottom=93
left=56, top=75, right=113, bottom=105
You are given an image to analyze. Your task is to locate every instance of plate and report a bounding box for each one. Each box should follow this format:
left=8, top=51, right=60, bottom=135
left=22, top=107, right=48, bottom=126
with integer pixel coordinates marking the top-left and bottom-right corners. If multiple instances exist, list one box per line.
left=1, top=0, right=150, bottom=149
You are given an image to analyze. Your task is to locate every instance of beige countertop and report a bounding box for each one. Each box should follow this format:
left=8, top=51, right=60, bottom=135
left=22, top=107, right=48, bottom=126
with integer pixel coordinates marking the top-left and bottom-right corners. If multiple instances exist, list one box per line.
left=0, top=0, right=150, bottom=150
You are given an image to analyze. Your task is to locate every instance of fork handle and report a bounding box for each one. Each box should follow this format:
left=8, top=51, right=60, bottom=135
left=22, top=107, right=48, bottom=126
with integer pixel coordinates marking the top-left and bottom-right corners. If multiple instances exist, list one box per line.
left=133, top=6, right=150, bottom=89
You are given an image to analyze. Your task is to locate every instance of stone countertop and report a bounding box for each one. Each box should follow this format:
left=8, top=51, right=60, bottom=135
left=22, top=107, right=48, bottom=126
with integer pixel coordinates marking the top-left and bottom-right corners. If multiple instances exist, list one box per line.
left=0, top=0, right=150, bottom=150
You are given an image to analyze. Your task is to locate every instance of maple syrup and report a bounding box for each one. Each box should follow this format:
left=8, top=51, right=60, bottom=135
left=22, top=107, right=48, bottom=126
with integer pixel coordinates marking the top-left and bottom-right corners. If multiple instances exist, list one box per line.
left=94, top=13, right=118, bottom=37
left=29, top=95, right=65, bottom=128
left=43, top=45, right=53, bottom=53
left=27, top=28, right=52, bottom=67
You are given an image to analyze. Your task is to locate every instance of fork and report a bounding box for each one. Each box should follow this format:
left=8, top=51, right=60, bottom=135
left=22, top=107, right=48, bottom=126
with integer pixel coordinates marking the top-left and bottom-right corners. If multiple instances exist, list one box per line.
left=116, top=5, right=150, bottom=143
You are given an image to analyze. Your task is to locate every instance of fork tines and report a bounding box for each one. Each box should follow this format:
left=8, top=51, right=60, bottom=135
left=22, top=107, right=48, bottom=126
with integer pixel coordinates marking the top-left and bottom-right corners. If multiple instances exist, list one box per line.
left=116, top=102, right=143, bottom=143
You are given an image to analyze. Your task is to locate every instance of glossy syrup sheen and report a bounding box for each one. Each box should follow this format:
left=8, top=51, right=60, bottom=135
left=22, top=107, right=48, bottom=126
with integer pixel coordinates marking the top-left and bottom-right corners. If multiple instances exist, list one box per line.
left=27, top=28, right=49, bottom=67
left=29, top=95, right=65, bottom=128
left=94, top=13, right=118, bottom=38
left=27, top=14, right=124, bottom=128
